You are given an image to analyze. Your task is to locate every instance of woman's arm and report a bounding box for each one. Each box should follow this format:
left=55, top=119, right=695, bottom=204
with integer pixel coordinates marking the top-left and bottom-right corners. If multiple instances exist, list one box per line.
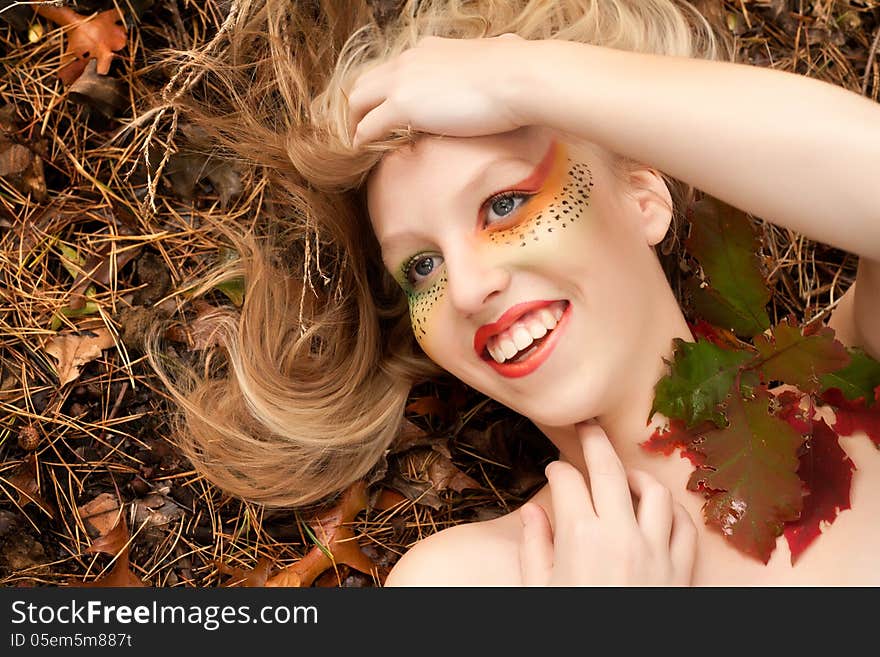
left=516, top=40, right=880, bottom=262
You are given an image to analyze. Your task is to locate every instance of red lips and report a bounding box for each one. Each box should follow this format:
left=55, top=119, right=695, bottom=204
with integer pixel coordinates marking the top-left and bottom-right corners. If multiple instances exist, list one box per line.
left=474, top=300, right=571, bottom=378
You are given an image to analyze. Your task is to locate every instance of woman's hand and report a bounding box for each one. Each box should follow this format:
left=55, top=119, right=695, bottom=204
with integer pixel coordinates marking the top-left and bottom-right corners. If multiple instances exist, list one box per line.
left=519, top=421, right=697, bottom=586
left=347, top=34, right=533, bottom=147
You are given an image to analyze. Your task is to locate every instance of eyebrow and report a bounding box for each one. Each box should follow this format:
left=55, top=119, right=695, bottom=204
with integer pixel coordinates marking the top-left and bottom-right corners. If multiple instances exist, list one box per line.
left=379, top=140, right=558, bottom=254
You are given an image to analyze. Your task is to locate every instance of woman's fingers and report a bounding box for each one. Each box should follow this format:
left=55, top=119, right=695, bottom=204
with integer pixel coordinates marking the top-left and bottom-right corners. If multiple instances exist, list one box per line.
left=347, top=62, right=393, bottom=139
left=352, top=101, right=399, bottom=148
left=518, top=502, right=554, bottom=586
left=576, top=421, right=636, bottom=524
left=544, top=460, right=596, bottom=527
left=670, top=502, right=698, bottom=583
left=627, top=469, right=674, bottom=555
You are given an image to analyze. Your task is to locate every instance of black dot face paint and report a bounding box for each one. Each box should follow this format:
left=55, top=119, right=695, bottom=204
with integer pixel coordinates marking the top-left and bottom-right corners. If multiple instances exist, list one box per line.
left=398, top=142, right=594, bottom=347
left=481, top=144, right=594, bottom=256
left=405, top=269, right=447, bottom=341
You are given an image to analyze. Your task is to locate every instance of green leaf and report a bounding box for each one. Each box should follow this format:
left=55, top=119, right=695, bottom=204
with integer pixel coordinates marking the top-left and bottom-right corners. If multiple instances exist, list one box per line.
left=214, top=276, right=244, bottom=307
left=755, top=318, right=850, bottom=393
left=57, top=243, right=85, bottom=279
left=686, top=197, right=771, bottom=337
left=819, top=346, right=880, bottom=407
left=652, top=338, right=754, bottom=428
left=688, top=387, right=805, bottom=563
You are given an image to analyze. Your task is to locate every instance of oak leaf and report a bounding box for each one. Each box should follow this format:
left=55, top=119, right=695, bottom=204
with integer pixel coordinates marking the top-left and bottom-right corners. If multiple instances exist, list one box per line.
left=687, top=387, right=805, bottom=563
left=781, top=415, right=854, bottom=565
left=651, top=338, right=754, bottom=428
left=685, top=197, right=771, bottom=337
left=820, top=386, right=880, bottom=447
left=754, top=318, right=850, bottom=393
left=44, top=328, right=116, bottom=386
left=74, top=515, right=147, bottom=587
left=35, top=6, right=127, bottom=85
left=266, top=481, right=375, bottom=587
left=819, top=347, right=880, bottom=407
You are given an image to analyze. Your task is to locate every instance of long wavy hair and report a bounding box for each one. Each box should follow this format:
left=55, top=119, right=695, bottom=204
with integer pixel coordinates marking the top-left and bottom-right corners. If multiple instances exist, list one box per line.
left=147, top=0, right=733, bottom=507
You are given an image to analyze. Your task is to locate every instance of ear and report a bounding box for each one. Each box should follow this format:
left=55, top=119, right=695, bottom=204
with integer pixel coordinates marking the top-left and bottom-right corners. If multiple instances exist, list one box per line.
left=626, top=168, right=673, bottom=247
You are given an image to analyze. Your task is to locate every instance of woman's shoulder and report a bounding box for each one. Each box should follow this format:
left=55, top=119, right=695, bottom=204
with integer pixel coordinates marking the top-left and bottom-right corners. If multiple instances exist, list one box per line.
left=383, top=510, right=523, bottom=586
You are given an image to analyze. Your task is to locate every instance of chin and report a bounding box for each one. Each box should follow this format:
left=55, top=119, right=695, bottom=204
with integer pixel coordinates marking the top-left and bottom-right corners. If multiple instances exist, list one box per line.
left=500, top=382, right=606, bottom=428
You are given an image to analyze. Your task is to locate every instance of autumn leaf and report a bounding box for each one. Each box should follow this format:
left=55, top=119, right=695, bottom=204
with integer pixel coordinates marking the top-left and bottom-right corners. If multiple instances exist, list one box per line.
left=651, top=338, right=754, bottom=428
left=641, top=418, right=709, bottom=466
left=72, top=515, right=147, bottom=587
left=35, top=6, right=128, bottom=85
left=782, top=417, right=854, bottom=565
left=163, top=301, right=230, bottom=351
left=685, top=196, right=771, bottom=337
left=44, top=328, right=116, bottom=386
left=820, top=386, right=880, bottom=447
left=687, top=387, right=804, bottom=563
left=754, top=317, right=850, bottom=393
left=5, top=454, right=55, bottom=518
left=819, top=346, right=880, bottom=407
left=78, top=492, right=121, bottom=538
left=220, top=482, right=376, bottom=588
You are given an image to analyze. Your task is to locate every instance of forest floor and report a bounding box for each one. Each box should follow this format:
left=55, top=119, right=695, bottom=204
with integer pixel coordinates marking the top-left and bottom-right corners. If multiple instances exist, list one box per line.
left=0, top=0, right=876, bottom=587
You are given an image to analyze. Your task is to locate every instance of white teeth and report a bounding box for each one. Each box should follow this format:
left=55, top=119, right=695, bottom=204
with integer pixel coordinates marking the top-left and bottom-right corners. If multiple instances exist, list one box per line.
left=512, top=326, right=533, bottom=350
left=538, top=309, right=557, bottom=330
left=484, top=302, right=568, bottom=364
left=527, top=321, right=548, bottom=340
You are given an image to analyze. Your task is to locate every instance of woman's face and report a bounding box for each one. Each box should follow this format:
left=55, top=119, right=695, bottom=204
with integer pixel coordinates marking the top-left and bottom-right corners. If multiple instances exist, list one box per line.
left=367, top=127, right=673, bottom=426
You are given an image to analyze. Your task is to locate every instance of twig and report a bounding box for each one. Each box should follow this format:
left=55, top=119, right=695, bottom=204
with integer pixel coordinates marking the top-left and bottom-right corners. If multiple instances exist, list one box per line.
left=862, top=23, right=880, bottom=98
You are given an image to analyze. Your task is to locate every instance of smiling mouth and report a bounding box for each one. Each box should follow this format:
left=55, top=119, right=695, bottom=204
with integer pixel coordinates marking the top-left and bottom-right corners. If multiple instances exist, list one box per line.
left=480, top=300, right=569, bottom=365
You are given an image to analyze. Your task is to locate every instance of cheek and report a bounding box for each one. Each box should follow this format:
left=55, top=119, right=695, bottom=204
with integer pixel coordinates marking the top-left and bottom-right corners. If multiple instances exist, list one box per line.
left=406, top=270, right=448, bottom=345
left=484, top=159, right=595, bottom=261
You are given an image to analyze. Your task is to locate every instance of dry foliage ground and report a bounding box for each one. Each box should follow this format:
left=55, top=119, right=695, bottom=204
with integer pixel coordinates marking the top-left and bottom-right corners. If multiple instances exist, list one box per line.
left=0, top=0, right=876, bottom=587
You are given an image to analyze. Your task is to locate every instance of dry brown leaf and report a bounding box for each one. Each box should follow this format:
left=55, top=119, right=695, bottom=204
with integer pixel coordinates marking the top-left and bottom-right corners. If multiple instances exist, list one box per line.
left=76, top=553, right=147, bottom=587
left=68, top=59, right=128, bottom=117
left=78, top=492, right=120, bottom=538
left=87, top=513, right=130, bottom=556
left=163, top=301, right=229, bottom=351
left=71, top=514, right=146, bottom=587
left=264, top=481, right=375, bottom=587
left=131, top=493, right=183, bottom=527
left=68, top=241, right=141, bottom=310
left=217, top=557, right=272, bottom=587
left=0, top=139, right=32, bottom=177
left=426, top=454, right=482, bottom=493
left=6, top=454, right=55, bottom=518
left=45, top=328, right=116, bottom=387
left=35, top=6, right=128, bottom=85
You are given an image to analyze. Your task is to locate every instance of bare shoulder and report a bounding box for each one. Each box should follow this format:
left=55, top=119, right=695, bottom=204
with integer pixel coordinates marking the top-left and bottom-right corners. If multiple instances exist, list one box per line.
left=383, top=513, right=521, bottom=587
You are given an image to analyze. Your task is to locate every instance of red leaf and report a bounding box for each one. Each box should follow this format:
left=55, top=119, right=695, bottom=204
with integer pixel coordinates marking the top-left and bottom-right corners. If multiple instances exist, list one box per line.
left=689, top=388, right=804, bottom=563
left=820, top=386, right=880, bottom=446
left=641, top=418, right=708, bottom=465
left=754, top=317, right=850, bottom=393
left=783, top=418, right=854, bottom=565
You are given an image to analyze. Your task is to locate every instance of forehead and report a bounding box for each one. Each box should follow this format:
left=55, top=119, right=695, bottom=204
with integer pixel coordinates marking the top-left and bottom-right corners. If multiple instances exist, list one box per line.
left=366, top=128, right=556, bottom=238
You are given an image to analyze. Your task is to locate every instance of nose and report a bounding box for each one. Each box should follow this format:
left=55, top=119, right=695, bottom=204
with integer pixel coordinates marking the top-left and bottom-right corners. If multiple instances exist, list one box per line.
left=443, top=243, right=511, bottom=318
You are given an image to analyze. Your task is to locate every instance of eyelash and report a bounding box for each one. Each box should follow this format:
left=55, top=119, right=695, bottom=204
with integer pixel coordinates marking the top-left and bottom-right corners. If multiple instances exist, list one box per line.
left=482, top=190, right=531, bottom=229
left=401, top=190, right=534, bottom=289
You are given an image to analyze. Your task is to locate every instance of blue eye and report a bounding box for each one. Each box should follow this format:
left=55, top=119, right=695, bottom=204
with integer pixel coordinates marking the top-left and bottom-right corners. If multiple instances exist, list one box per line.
left=485, top=192, right=529, bottom=225
left=405, top=254, right=444, bottom=288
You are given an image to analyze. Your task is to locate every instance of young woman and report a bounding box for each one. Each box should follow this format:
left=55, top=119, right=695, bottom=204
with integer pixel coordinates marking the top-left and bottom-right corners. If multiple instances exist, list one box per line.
left=152, top=0, right=880, bottom=585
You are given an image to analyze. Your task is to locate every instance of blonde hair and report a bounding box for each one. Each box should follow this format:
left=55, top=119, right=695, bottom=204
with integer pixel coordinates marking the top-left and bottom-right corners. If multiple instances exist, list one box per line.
left=148, top=0, right=731, bottom=507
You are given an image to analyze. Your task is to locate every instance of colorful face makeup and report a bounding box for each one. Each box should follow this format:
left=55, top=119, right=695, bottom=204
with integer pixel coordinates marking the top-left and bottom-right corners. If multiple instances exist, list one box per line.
left=398, top=140, right=594, bottom=343
left=482, top=142, right=593, bottom=252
